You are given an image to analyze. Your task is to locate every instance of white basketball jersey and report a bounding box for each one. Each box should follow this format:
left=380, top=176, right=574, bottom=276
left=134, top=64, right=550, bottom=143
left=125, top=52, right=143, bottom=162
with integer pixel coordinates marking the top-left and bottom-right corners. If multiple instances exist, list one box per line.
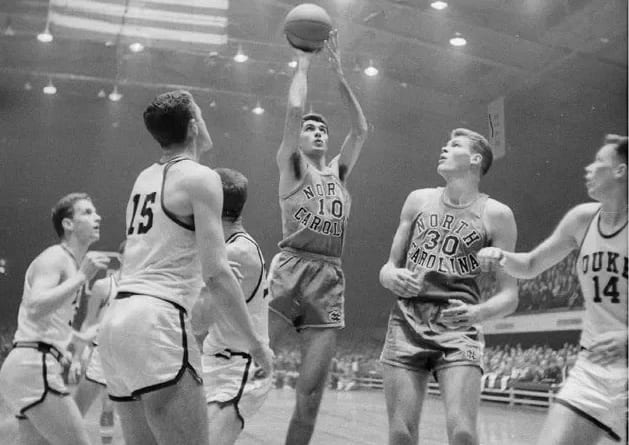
left=203, top=232, right=268, bottom=355
left=577, top=209, right=628, bottom=349
left=13, top=247, right=82, bottom=352
left=118, top=157, right=203, bottom=312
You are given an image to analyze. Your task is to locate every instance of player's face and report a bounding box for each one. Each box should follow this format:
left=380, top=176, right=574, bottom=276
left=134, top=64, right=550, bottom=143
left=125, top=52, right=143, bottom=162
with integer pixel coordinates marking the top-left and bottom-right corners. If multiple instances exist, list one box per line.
left=300, top=120, right=328, bottom=156
left=191, top=101, right=213, bottom=153
left=67, top=199, right=101, bottom=243
left=437, top=136, right=477, bottom=177
left=584, top=144, right=622, bottom=200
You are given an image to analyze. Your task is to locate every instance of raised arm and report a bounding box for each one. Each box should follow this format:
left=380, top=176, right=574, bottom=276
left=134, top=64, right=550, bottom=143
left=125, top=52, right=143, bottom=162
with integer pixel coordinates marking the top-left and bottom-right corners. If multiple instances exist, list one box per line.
left=187, top=167, right=272, bottom=374
left=277, top=51, right=313, bottom=189
left=479, top=203, right=596, bottom=279
left=326, top=31, right=368, bottom=182
left=379, top=190, right=425, bottom=299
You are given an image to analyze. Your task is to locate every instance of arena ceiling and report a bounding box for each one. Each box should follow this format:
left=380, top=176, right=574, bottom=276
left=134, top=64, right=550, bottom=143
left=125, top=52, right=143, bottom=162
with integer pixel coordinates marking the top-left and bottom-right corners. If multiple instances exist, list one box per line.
left=0, top=0, right=626, bottom=121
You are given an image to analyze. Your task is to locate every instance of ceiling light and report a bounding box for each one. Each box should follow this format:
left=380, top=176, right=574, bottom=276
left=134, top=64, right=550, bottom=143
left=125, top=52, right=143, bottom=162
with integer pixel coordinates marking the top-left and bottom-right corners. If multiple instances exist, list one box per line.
left=108, top=86, right=123, bottom=102
left=97, top=89, right=106, bottom=98
left=4, top=25, right=15, bottom=36
left=288, top=60, right=297, bottom=68
left=233, top=45, right=248, bottom=63
left=364, top=60, right=378, bottom=77
left=430, top=1, right=448, bottom=10
left=37, top=26, right=53, bottom=43
left=43, top=80, right=57, bottom=95
left=449, top=34, right=467, bottom=47
left=251, top=101, right=264, bottom=115
left=24, top=82, right=32, bottom=91
left=129, top=42, right=144, bottom=53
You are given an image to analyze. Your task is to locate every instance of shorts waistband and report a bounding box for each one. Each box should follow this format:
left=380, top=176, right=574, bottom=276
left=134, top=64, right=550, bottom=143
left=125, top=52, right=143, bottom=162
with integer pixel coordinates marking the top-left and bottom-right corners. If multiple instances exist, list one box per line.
left=115, top=292, right=187, bottom=315
left=280, top=247, right=341, bottom=266
left=13, top=341, right=66, bottom=364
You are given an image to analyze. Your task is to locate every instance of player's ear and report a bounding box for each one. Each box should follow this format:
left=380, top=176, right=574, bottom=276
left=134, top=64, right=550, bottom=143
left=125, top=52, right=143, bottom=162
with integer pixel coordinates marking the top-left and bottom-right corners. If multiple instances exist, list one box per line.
left=614, top=162, right=627, bottom=178
left=61, top=217, right=74, bottom=234
left=470, top=153, right=483, bottom=168
left=187, top=118, right=198, bottom=140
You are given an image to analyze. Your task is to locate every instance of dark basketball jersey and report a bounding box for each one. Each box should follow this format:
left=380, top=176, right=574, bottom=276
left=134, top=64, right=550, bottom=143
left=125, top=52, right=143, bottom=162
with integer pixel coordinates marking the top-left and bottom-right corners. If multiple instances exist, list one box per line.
left=403, top=187, right=490, bottom=305
left=278, top=163, right=351, bottom=258
left=577, top=209, right=628, bottom=349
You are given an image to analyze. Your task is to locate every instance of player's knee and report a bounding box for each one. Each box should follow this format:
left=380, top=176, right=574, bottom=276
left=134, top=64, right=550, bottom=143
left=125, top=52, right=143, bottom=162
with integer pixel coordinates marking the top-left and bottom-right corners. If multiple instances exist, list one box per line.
left=447, top=423, right=477, bottom=445
left=295, top=388, right=324, bottom=418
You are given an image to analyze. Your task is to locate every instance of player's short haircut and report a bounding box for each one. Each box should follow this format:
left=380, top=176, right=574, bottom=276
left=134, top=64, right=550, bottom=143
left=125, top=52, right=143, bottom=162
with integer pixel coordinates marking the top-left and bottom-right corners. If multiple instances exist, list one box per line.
left=604, top=134, right=628, bottom=165
left=51, top=193, right=92, bottom=238
left=302, top=113, right=328, bottom=131
left=143, top=90, right=195, bottom=148
left=216, top=168, right=248, bottom=222
left=451, top=128, right=493, bottom=176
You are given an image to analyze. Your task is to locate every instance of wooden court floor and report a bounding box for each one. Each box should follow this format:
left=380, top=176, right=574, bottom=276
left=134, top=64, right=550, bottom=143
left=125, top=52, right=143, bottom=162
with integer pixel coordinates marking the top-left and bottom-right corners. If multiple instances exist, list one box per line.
left=0, top=388, right=623, bottom=444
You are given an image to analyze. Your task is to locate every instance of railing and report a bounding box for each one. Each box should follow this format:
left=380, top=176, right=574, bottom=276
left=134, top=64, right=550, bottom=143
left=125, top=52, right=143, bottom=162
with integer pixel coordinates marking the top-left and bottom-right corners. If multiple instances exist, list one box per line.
left=353, top=377, right=559, bottom=408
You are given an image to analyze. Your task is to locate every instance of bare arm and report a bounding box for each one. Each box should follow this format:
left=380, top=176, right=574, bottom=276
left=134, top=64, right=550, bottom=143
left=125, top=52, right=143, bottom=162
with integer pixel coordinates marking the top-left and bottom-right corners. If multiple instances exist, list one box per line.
left=277, top=51, right=312, bottom=188
left=326, top=31, right=368, bottom=181
left=187, top=167, right=271, bottom=371
left=25, top=249, right=108, bottom=319
left=441, top=201, right=519, bottom=326
left=479, top=203, right=595, bottom=279
left=79, top=276, right=110, bottom=332
left=379, top=191, right=425, bottom=298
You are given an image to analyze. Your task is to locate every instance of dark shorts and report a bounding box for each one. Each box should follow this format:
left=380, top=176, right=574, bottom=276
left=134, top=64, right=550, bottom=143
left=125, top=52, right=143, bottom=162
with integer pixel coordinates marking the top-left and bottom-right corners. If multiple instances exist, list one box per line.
left=268, top=249, right=345, bottom=330
left=380, top=299, right=483, bottom=375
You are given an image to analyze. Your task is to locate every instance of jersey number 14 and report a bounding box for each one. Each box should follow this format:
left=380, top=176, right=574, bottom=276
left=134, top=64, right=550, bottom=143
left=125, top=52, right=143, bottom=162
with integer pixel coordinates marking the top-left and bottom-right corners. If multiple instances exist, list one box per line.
left=592, top=275, right=620, bottom=303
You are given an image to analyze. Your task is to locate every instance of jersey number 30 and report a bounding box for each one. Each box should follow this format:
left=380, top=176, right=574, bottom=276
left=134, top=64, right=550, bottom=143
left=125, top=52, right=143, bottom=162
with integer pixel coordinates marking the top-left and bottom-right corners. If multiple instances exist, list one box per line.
left=128, top=192, right=156, bottom=235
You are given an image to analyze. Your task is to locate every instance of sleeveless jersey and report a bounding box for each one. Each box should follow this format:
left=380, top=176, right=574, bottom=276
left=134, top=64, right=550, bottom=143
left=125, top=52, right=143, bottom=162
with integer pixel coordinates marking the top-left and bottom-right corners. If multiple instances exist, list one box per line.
left=118, top=157, right=203, bottom=313
left=91, top=274, right=117, bottom=346
left=403, top=187, right=490, bottom=305
left=13, top=247, right=82, bottom=352
left=278, top=162, right=351, bottom=258
left=577, top=209, right=628, bottom=349
left=203, top=232, right=268, bottom=354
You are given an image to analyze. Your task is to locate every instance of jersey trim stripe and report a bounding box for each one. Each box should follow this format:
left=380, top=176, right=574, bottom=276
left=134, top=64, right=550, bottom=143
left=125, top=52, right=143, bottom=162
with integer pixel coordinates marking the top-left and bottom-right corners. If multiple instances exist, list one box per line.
left=226, top=232, right=265, bottom=303
left=161, top=158, right=195, bottom=231
left=577, top=208, right=600, bottom=253
left=597, top=215, right=628, bottom=239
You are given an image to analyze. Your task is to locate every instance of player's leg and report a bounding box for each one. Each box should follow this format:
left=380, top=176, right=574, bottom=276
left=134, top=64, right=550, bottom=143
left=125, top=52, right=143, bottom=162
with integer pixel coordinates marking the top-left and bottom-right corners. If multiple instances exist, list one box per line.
left=382, top=364, right=430, bottom=445
left=268, top=309, right=294, bottom=350
left=73, top=378, right=104, bottom=416
left=141, top=369, right=209, bottom=445
left=114, top=400, right=158, bottom=445
left=285, top=327, right=337, bottom=445
left=536, top=402, right=604, bottom=445
left=99, top=394, right=115, bottom=445
left=23, top=393, right=92, bottom=445
left=436, top=365, right=482, bottom=445
left=207, top=403, right=242, bottom=445
left=16, top=419, right=49, bottom=445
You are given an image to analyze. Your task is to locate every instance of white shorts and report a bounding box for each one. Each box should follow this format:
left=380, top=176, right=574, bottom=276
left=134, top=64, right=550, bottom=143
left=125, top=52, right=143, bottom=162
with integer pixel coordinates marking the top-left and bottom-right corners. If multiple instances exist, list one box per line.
left=0, top=344, right=70, bottom=419
left=98, top=294, right=202, bottom=401
left=203, top=351, right=272, bottom=427
left=85, top=345, right=106, bottom=387
left=554, top=351, right=628, bottom=442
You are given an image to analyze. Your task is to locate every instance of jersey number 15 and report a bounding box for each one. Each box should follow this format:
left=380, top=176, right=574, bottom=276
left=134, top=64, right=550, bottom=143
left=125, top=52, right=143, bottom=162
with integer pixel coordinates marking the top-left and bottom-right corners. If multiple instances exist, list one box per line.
left=128, top=192, right=156, bottom=235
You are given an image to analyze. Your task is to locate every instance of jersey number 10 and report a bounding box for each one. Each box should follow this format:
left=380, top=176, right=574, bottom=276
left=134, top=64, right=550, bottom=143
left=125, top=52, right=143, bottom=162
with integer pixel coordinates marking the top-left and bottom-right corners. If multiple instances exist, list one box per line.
left=128, top=192, right=156, bottom=235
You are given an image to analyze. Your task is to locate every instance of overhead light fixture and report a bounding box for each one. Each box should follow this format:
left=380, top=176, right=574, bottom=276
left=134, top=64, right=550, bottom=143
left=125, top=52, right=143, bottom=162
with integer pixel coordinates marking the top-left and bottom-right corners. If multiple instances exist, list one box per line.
left=364, top=60, right=378, bottom=77
left=108, top=86, right=123, bottom=102
left=4, top=25, right=15, bottom=36
left=288, top=60, right=297, bottom=68
left=97, top=89, right=107, bottom=98
left=129, top=42, right=144, bottom=53
left=233, top=45, right=248, bottom=63
left=449, top=33, right=467, bottom=47
left=430, top=1, right=448, bottom=10
left=37, top=25, right=53, bottom=43
left=43, top=79, right=57, bottom=95
left=24, top=82, right=32, bottom=91
left=251, top=101, right=264, bottom=115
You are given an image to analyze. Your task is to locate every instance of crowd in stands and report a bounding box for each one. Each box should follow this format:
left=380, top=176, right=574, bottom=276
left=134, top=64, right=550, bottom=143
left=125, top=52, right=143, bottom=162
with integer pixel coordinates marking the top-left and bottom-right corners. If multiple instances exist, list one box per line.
left=478, top=251, right=583, bottom=313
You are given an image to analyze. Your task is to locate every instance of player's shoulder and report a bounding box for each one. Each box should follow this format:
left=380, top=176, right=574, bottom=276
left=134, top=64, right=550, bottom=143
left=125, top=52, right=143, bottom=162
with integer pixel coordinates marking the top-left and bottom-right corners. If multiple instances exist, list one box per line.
left=484, top=198, right=515, bottom=220
left=227, top=234, right=262, bottom=267
left=406, top=187, right=438, bottom=205
left=29, top=245, right=71, bottom=275
left=563, top=202, right=600, bottom=225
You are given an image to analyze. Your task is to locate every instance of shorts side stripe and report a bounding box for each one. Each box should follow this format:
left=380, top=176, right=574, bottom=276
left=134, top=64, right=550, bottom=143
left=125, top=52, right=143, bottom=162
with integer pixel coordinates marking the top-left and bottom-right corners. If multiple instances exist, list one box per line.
left=554, top=397, right=621, bottom=442
left=208, top=351, right=252, bottom=429
left=19, top=352, right=69, bottom=418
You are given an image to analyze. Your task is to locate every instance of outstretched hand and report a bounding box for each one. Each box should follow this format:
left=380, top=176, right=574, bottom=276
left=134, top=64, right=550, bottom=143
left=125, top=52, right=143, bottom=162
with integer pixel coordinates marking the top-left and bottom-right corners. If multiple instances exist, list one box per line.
left=325, top=29, right=343, bottom=75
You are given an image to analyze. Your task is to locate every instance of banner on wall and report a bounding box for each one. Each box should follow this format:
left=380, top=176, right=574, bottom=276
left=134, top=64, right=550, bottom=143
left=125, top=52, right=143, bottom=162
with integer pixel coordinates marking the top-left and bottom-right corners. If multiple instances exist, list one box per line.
left=488, top=96, right=506, bottom=159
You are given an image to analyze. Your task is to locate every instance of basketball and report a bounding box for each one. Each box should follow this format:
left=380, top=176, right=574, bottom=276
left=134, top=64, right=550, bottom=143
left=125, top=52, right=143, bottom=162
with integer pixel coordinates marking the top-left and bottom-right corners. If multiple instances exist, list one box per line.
left=283, top=4, right=333, bottom=52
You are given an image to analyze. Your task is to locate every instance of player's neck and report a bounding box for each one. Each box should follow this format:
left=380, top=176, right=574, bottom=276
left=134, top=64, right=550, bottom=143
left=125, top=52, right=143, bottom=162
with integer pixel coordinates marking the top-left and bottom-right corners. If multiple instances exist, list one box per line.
left=599, top=195, right=628, bottom=227
left=222, top=220, right=245, bottom=239
left=60, top=237, right=89, bottom=265
left=443, top=176, right=480, bottom=206
left=160, top=143, right=198, bottom=163
left=303, top=153, right=326, bottom=171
